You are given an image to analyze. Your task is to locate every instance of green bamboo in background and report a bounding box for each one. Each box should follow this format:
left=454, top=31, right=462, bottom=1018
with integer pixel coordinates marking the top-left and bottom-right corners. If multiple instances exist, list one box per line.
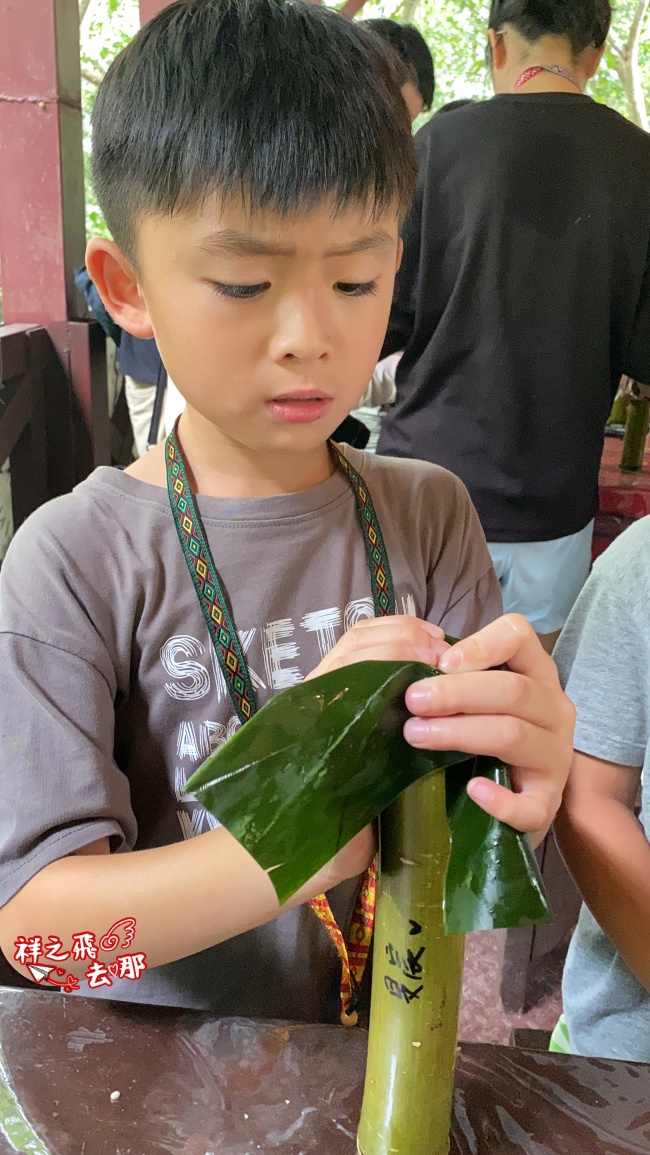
left=357, top=773, right=464, bottom=1155
left=620, top=394, right=650, bottom=472
left=607, top=388, right=628, bottom=427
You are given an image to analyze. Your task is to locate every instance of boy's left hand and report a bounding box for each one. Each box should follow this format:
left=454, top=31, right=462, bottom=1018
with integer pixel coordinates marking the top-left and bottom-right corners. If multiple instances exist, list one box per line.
left=403, top=614, right=576, bottom=847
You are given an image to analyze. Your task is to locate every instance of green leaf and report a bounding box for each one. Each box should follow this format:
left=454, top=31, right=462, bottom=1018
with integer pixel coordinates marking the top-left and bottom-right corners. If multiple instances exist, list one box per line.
left=186, top=660, right=550, bottom=931
left=444, top=757, right=551, bottom=933
left=188, top=661, right=467, bottom=905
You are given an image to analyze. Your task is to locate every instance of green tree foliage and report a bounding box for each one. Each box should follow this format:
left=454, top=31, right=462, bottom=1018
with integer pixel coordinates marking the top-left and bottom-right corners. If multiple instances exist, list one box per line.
left=80, top=0, right=139, bottom=237
left=597, top=0, right=650, bottom=127
left=80, top=0, right=650, bottom=238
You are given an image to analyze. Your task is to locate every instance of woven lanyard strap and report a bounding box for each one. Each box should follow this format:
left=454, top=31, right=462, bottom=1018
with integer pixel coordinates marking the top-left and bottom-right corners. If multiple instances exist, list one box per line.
left=515, top=64, right=581, bottom=91
left=166, top=426, right=396, bottom=1024
left=309, top=857, right=377, bottom=1026
left=166, top=429, right=257, bottom=721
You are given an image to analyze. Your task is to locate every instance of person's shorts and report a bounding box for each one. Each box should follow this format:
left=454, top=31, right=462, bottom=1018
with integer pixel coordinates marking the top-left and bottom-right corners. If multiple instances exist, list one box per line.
left=487, top=520, right=594, bottom=635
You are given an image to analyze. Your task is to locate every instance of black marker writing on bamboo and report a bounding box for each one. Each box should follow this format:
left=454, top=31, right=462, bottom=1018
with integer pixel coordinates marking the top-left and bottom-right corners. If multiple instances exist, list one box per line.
left=384, top=927, right=426, bottom=1004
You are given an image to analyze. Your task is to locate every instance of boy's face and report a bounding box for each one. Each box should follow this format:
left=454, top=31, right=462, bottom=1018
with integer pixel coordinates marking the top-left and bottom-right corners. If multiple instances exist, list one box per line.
left=90, top=198, right=402, bottom=457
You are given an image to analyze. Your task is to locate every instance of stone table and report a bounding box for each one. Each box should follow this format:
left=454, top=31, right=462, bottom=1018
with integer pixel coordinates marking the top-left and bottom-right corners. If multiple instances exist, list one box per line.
left=0, top=987, right=648, bottom=1154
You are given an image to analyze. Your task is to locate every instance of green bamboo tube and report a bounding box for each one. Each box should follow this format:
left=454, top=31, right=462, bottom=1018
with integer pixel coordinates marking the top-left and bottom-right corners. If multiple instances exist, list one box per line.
left=620, top=397, right=650, bottom=472
left=607, top=389, right=628, bottom=428
left=357, top=773, right=465, bottom=1155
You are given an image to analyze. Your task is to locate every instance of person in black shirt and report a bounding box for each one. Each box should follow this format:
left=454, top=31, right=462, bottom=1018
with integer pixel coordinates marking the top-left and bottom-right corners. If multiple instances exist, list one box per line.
left=378, top=0, right=650, bottom=652
left=331, top=17, right=435, bottom=449
left=436, top=98, right=476, bottom=115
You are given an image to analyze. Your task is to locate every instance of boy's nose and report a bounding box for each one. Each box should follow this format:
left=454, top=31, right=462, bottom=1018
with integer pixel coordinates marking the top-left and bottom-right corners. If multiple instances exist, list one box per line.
left=270, top=296, right=330, bottom=364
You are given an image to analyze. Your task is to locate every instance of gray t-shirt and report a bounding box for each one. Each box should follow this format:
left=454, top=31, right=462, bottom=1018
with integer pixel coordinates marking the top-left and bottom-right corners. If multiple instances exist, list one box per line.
left=0, top=447, right=500, bottom=1020
left=554, top=515, right=650, bottom=1061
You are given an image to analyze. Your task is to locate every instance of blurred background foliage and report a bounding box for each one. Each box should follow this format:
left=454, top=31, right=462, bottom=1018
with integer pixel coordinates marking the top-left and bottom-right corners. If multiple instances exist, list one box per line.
left=80, top=0, right=650, bottom=238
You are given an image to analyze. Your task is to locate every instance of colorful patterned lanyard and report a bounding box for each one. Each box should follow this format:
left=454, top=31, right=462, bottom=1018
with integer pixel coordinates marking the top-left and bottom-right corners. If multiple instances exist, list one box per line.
left=166, top=421, right=396, bottom=1025
left=515, top=64, right=582, bottom=91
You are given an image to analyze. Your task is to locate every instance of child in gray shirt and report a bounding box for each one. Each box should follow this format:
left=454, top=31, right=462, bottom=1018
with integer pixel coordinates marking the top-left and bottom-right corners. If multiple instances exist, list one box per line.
left=555, top=515, right=650, bottom=1061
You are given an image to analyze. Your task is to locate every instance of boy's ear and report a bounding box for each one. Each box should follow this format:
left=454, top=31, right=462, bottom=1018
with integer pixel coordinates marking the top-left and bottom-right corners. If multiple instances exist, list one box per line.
left=85, top=238, right=154, bottom=340
left=396, top=238, right=404, bottom=272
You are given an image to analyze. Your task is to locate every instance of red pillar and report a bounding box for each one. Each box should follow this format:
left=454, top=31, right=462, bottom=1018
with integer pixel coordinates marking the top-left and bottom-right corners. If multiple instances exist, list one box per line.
left=0, top=0, right=86, bottom=326
left=0, top=1, right=111, bottom=493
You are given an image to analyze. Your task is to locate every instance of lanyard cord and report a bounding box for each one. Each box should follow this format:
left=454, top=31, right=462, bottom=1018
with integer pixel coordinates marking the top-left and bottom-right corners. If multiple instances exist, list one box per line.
left=515, top=64, right=582, bottom=91
left=166, top=423, right=397, bottom=1024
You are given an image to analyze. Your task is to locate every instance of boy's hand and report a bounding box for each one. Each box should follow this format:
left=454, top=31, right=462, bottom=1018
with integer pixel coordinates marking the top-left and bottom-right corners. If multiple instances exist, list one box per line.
left=313, top=824, right=377, bottom=893
left=306, top=613, right=574, bottom=846
left=306, top=615, right=451, bottom=680
left=403, top=614, right=575, bottom=845
left=306, top=616, right=450, bottom=883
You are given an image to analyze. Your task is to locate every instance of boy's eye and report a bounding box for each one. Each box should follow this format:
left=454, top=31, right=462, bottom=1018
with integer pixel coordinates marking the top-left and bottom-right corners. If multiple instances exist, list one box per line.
left=335, top=281, right=378, bottom=297
left=211, top=282, right=270, bottom=300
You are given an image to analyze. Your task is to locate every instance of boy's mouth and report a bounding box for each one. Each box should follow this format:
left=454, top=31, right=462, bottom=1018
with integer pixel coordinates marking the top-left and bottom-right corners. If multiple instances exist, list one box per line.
left=266, top=389, right=334, bottom=425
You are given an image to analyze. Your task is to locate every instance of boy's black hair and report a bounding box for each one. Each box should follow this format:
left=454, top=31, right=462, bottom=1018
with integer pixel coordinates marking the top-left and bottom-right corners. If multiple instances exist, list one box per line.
left=363, top=18, right=435, bottom=110
left=91, top=0, right=416, bottom=263
left=488, top=0, right=611, bottom=55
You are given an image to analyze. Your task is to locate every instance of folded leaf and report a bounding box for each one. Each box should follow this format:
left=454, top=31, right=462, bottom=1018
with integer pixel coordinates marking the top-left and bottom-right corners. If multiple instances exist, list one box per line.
left=444, top=757, right=551, bottom=933
left=186, top=660, right=551, bottom=930
left=187, top=661, right=463, bottom=905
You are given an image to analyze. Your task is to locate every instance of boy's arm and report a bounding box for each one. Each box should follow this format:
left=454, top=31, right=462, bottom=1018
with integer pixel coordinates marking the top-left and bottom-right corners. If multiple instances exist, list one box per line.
left=0, top=609, right=572, bottom=978
left=0, top=825, right=374, bottom=982
left=555, top=751, right=650, bottom=992
left=0, top=619, right=450, bottom=979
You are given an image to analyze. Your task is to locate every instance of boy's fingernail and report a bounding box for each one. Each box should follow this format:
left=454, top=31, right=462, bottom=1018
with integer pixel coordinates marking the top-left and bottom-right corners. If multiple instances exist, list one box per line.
left=422, top=622, right=444, bottom=638
left=467, top=781, right=492, bottom=804
left=438, top=649, right=461, bottom=672
left=415, top=647, right=440, bottom=665
left=406, top=684, right=432, bottom=709
left=404, top=718, right=431, bottom=744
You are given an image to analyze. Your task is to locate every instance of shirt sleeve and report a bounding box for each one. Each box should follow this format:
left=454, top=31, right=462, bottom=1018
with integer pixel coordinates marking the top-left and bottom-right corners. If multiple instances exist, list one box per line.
left=0, top=503, right=138, bottom=909
left=554, top=517, right=650, bottom=768
left=422, top=465, right=503, bottom=639
left=361, top=355, right=400, bottom=407
left=437, top=569, right=503, bottom=640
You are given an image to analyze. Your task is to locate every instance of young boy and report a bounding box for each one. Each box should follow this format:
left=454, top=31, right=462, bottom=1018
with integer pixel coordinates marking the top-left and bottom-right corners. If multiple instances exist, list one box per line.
left=0, top=0, right=572, bottom=1021
left=553, top=517, right=650, bottom=1062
